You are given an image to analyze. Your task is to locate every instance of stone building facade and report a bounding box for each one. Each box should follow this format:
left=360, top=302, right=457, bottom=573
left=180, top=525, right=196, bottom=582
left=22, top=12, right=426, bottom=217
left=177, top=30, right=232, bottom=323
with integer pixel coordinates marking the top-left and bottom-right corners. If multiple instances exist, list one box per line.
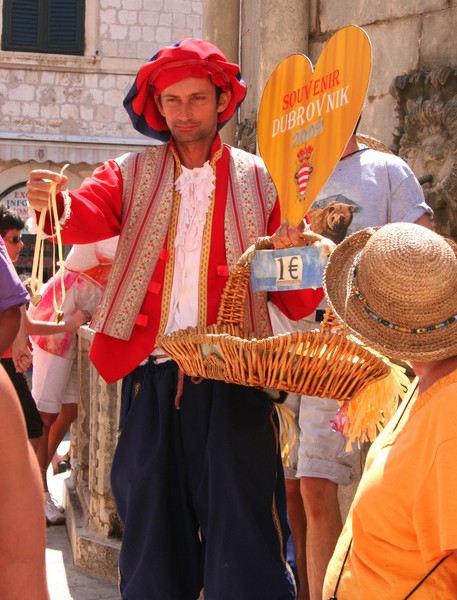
left=226, top=1, right=457, bottom=149
left=2, top=1, right=456, bottom=239
left=215, top=0, right=457, bottom=237
left=0, top=0, right=203, bottom=258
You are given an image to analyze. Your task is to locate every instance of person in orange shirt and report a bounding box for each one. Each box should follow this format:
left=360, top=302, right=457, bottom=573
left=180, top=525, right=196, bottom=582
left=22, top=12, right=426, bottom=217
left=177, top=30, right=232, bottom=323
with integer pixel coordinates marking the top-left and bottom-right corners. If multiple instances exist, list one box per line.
left=322, top=222, right=457, bottom=599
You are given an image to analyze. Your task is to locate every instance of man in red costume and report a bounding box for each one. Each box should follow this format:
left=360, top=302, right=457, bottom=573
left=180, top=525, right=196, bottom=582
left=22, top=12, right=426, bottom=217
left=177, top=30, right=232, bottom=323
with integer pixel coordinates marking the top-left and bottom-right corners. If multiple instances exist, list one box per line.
left=27, top=39, right=323, bottom=600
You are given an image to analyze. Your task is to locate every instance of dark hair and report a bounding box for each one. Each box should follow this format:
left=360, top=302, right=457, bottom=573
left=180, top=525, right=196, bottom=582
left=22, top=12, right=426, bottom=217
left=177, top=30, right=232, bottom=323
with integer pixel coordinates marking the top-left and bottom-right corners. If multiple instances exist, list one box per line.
left=0, top=205, right=25, bottom=237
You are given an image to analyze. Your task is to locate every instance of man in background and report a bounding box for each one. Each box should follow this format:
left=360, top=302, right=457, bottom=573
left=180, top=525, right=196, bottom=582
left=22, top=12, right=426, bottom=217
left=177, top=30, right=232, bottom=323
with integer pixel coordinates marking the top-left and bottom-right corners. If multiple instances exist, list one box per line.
left=273, top=129, right=432, bottom=599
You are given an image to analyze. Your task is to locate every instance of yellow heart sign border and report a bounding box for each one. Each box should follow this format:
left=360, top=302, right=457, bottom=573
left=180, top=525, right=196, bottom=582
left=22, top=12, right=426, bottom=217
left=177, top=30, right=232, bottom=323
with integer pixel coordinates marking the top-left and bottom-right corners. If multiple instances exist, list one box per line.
left=258, top=25, right=372, bottom=225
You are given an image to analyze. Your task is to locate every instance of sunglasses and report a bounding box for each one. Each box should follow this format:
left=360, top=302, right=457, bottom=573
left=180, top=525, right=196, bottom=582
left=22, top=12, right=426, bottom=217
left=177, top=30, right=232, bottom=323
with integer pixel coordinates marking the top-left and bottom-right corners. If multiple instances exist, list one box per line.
left=3, top=235, right=23, bottom=244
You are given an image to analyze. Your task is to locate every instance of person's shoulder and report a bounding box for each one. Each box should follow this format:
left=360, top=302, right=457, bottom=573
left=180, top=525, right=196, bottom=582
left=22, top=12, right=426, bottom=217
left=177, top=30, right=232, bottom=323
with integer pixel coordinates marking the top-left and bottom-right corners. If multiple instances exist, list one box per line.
left=361, top=147, right=409, bottom=166
left=114, top=142, right=169, bottom=167
left=360, top=147, right=417, bottom=177
left=228, top=145, right=268, bottom=169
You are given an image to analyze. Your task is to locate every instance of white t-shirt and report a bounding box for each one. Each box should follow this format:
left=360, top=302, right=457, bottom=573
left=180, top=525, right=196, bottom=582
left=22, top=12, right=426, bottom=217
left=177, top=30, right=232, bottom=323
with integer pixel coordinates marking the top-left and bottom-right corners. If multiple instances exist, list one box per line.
left=307, top=146, right=433, bottom=312
left=309, top=146, right=432, bottom=241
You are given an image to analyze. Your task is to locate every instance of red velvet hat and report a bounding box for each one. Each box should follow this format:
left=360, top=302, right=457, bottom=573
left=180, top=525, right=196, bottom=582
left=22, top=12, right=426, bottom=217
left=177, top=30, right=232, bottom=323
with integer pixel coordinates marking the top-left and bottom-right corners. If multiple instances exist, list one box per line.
left=124, top=38, right=247, bottom=141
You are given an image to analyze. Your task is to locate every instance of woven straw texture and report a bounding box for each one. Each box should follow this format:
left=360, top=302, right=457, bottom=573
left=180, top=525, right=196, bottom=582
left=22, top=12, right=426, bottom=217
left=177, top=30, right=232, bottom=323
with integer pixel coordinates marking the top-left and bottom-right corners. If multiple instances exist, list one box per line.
left=157, top=235, right=391, bottom=402
left=324, top=222, right=457, bottom=362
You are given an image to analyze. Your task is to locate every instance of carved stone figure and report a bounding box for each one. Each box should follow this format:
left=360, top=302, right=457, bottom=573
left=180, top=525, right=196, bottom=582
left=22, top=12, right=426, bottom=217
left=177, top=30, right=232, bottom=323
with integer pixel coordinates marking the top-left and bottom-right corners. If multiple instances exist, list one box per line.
left=236, top=112, right=258, bottom=154
left=391, top=67, right=457, bottom=240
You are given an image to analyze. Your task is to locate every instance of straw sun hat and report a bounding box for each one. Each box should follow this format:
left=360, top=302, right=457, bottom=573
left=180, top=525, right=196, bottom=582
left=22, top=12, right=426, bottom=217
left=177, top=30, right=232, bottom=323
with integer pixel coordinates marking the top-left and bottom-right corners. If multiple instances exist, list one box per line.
left=324, top=222, right=457, bottom=362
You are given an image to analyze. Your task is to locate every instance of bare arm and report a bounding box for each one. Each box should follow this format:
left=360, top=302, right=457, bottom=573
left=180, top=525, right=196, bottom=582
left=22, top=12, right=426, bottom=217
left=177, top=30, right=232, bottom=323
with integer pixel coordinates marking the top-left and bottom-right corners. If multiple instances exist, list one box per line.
left=25, top=307, right=90, bottom=335
left=0, top=305, right=21, bottom=356
left=0, top=365, right=50, bottom=599
left=414, top=213, right=433, bottom=230
left=12, top=307, right=90, bottom=372
left=12, top=305, right=33, bottom=373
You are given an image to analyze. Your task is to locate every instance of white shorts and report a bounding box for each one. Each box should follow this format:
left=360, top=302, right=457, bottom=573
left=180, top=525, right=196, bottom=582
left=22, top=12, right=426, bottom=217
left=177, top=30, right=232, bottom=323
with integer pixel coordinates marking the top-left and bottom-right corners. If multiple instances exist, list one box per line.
left=31, top=345, right=78, bottom=413
left=268, top=302, right=359, bottom=486
left=283, top=393, right=360, bottom=486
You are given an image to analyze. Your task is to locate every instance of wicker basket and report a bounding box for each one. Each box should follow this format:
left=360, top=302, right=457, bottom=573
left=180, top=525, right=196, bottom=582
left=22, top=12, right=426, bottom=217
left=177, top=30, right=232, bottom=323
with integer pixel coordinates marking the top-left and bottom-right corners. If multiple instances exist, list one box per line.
left=156, top=236, right=391, bottom=403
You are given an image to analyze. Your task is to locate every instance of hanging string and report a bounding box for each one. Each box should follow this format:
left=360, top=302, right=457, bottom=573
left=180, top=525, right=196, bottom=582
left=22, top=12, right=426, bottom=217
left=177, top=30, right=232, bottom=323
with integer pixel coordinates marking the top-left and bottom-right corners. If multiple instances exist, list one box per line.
left=28, top=163, right=69, bottom=322
left=28, top=207, right=46, bottom=306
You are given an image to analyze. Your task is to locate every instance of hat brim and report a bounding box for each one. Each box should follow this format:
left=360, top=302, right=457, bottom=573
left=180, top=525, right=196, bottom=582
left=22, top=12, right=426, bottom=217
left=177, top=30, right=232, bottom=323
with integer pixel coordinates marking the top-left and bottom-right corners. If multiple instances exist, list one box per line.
left=323, top=227, right=457, bottom=362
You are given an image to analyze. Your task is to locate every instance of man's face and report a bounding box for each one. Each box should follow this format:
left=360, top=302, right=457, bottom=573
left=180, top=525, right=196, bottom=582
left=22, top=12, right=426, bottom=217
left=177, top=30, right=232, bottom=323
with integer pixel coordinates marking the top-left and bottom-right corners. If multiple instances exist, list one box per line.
left=2, top=228, right=24, bottom=263
left=155, top=76, right=230, bottom=145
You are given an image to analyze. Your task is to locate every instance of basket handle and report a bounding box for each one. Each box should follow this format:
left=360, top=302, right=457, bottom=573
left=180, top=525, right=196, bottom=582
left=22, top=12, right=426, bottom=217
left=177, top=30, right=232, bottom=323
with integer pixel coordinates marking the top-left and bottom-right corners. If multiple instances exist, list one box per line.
left=216, top=236, right=273, bottom=329
left=216, top=232, right=328, bottom=329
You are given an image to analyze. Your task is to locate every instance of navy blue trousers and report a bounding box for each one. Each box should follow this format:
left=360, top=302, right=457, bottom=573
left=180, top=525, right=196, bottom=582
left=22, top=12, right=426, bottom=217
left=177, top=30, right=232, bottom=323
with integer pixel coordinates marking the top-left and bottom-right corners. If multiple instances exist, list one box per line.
left=111, top=359, right=297, bottom=600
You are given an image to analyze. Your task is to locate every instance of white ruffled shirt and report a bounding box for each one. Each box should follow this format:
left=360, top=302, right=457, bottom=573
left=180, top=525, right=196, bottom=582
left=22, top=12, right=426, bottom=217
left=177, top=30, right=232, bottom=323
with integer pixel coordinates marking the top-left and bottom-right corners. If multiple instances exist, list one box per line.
left=163, top=160, right=216, bottom=334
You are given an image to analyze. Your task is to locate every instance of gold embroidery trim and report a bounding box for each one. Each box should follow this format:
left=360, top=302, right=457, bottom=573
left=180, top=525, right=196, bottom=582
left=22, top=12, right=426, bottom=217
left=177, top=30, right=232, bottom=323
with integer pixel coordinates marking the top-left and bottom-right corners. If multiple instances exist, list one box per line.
left=158, top=150, right=182, bottom=337
left=158, top=146, right=223, bottom=333
left=198, top=145, right=222, bottom=326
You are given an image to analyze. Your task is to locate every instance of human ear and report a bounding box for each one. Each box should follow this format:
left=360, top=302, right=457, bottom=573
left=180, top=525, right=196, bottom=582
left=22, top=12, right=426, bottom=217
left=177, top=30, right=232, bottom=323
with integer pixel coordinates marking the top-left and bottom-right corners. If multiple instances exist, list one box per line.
left=217, top=90, right=231, bottom=114
left=154, top=95, right=165, bottom=116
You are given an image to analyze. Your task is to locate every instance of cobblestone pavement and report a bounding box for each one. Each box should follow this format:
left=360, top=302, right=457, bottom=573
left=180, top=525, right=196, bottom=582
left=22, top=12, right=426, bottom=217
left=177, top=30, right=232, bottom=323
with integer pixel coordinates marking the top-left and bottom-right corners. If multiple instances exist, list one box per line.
left=46, top=446, right=119, bottom=599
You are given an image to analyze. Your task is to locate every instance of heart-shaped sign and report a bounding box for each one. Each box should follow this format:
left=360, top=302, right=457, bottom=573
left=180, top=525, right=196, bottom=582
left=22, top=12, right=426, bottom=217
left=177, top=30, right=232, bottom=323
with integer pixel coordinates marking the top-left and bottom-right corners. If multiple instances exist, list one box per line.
left=258, top=25, right=372, bottom=225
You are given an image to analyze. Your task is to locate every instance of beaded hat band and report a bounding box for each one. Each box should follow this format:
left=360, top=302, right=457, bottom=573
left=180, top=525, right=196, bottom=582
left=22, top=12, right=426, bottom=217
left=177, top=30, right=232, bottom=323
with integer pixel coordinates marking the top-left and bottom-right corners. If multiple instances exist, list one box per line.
left=351, top=254, right=457, bottom=334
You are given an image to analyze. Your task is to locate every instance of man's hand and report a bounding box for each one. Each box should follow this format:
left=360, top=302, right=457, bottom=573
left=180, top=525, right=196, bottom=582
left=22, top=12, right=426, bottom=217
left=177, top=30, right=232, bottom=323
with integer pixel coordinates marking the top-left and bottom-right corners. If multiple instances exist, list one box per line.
left=271, top=220, right=325, bottom=249
left=271, top=220, right=308, bottom=249
left=26, top=170, right=69, bottom=212
left=62, top=309, right=91, bottom=332
left=12, top=342, right=32, bottom=373
left=271, top=220, right=334, bottom=254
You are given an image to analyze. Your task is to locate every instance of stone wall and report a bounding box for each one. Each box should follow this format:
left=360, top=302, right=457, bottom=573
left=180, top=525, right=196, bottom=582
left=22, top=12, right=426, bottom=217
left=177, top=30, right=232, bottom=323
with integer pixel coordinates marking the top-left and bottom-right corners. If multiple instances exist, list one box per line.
left=0, top=1, right=203, bottom=140
left=2, top=3, right=456, bottom=177
left=231, top=1, right=457, bottom=239
left=237, top=1, right=457, bottom=150
left=66, top=327, right=122, bottom=581
left=306, top=2, right=457, bottom=237
left=0, top=1, right=203, bottom=181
